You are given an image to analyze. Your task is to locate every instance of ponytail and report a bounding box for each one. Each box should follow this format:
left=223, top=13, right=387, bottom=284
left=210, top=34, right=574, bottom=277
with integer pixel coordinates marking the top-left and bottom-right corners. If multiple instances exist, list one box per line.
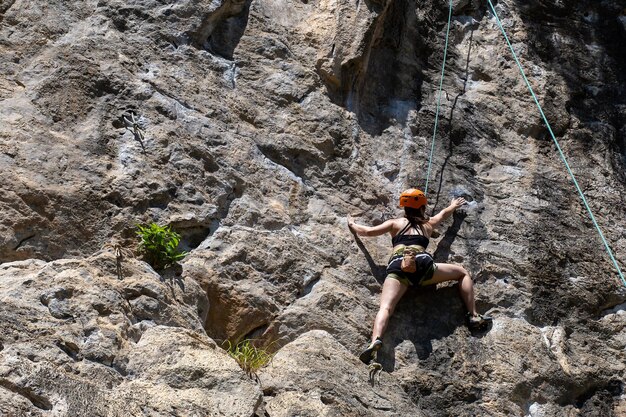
left=404, top=206, right=429, bottom=229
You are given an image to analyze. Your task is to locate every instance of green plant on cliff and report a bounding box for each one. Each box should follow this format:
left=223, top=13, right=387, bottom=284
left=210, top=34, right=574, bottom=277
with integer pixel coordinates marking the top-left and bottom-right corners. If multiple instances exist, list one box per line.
left=136, top=223, right=187, bottom=270
left=224, top=339, right=274, bottom=378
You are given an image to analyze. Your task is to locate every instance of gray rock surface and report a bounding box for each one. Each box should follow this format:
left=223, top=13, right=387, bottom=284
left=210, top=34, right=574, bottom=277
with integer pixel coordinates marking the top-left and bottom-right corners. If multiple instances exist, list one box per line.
left=1, top=0, right=625, bottom=415
left=259, top=330, right=423, bottom=416
left=0, top=253, right=262, bottom=416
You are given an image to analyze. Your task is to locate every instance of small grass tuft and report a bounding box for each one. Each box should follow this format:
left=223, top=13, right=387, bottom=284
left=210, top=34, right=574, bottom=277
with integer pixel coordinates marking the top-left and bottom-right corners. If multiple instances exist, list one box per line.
left=224, top=339, right=274, bottom=378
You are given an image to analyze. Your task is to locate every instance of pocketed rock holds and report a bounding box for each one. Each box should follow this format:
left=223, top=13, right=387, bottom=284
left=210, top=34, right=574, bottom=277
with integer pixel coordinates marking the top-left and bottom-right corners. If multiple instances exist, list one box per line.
left=0, top=253, right=262, bottom=416
left=1, top=0, right=626, bottom=415
left=259, top=330, right=423, bottom=417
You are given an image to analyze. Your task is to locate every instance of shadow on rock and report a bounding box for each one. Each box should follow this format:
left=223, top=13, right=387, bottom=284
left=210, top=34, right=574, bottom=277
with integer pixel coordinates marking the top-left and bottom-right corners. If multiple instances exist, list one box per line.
left=377, top=284, right=467, bottom=371
left=350, top=232, right=387, bottom=284
left=433, top=210, right=467, bottom=263
left=160, top=264, right=186, bottom=291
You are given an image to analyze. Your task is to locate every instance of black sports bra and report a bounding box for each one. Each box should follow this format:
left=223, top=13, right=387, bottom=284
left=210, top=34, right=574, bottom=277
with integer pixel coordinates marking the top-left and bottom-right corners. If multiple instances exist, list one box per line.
left=391, top=221, right=429, bottom=248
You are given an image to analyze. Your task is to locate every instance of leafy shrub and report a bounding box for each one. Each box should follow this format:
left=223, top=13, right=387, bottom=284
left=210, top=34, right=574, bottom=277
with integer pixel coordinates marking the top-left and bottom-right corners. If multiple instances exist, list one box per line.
left=136, top=223, right=187, bottom=270
left=224, top=339, right=274, bottom=378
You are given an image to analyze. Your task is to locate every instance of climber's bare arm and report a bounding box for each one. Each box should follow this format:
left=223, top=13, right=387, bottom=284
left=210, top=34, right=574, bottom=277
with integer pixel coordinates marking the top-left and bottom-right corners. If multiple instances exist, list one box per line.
left=429, top=197, right=466, bottom=228
left=347, top=215, right=397, bottom=237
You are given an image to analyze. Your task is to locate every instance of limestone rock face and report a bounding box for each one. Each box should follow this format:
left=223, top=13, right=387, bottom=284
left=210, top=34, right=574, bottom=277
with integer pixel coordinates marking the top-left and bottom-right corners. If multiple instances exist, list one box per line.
left=259, top=330, right=423, bottom=416
left=1, top=0, right=626, bottom=416
left=0, top=253, right=262, bottom=416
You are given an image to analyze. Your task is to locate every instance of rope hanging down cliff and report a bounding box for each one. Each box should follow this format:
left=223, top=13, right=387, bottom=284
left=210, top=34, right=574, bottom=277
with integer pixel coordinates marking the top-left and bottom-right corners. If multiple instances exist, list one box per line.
left=484, top=0, right=625, bottom=287
left=424, top=0, right=453, bottom=196
left=423, top=1, right=625, bottom=287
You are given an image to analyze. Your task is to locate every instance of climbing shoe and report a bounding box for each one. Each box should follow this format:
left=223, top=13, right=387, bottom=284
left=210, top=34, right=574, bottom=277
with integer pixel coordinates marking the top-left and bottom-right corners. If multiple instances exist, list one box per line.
left=359, top=338, right=383, bottom=364
left=467, top=313, right=493, bottom=330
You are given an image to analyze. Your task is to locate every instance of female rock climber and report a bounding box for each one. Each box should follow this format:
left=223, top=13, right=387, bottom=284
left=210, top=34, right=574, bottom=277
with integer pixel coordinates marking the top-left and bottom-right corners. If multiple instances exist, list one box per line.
left=347, top=188, right=491, bottom=364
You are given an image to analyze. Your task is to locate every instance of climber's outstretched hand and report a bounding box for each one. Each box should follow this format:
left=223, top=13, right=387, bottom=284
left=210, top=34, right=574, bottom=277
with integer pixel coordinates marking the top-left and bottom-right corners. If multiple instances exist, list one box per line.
left=347, top=214, right=357, bottom=234
left=450, top=197, right=466, bottom=210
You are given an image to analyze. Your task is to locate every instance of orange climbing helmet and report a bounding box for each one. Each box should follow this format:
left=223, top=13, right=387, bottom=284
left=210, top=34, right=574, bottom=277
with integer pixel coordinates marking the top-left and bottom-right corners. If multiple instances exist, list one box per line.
left=399, top=188, right=427, bottom=209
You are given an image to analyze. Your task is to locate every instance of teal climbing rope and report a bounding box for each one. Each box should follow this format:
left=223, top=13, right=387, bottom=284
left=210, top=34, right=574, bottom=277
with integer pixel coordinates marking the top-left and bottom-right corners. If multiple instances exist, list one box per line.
left=425, top=0, right=453, bottom=195
left=487, top=0, right=626, bottom=287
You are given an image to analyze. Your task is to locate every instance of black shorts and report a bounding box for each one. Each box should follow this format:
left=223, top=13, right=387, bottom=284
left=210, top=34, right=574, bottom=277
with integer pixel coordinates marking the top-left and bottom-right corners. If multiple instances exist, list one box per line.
left=386, top=252, right=436, bottom=286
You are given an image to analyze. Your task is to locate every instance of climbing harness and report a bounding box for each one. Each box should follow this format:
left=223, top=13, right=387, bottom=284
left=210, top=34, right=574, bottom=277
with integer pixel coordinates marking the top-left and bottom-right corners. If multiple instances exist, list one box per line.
left=425, top=0, right=453, bottom=195
left=486, top=0, right=625, bottom=287
left=401, top=247, right=418, bottom=273
left=423, top=0, right=625, bottom=287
